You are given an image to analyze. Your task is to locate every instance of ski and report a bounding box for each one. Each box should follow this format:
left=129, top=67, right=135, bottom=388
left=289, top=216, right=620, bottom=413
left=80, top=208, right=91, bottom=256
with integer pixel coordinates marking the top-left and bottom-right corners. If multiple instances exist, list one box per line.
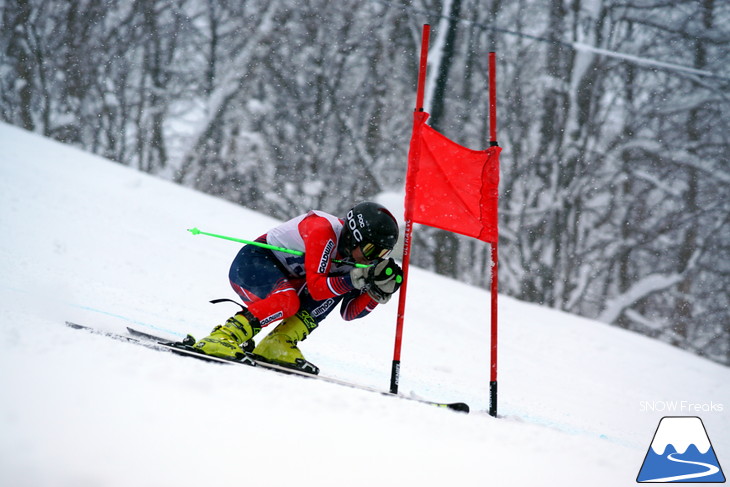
left=65, top=321, right=169, bottom=352
left=158, top=339, right=469, bottom=412
left=159, top=339, right=471, bottom=413
left=66, top=321, right=469, bottom=413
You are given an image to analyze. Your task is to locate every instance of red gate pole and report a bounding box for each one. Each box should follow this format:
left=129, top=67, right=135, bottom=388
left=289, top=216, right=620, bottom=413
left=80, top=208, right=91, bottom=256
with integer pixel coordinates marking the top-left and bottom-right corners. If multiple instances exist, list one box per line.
left=390, top=24, right=430, bottom=394
left=488, top=51, right=499, bottom=417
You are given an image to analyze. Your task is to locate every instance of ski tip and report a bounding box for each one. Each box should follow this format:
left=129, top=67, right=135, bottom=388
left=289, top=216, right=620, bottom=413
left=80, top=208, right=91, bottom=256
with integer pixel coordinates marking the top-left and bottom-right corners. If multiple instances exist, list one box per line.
left=446, top=402, right=470, bottom=413
left=430, top=401, right=469, bottom=413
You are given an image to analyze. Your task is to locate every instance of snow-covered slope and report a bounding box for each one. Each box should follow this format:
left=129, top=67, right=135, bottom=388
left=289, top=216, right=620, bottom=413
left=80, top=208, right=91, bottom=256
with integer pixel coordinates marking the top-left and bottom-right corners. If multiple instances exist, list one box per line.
left=0, top=122, right=727, bottom=486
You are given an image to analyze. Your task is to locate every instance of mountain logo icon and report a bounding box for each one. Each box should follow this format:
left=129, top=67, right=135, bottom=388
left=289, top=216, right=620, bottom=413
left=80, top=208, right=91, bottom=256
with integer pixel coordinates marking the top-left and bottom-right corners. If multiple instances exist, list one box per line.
left=637, top=416, right=725, bottom=483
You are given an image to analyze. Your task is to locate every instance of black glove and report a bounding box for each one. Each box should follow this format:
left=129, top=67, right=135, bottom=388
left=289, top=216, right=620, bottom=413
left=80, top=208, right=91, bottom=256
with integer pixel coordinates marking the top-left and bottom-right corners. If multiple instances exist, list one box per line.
left=350, top=258, right=403, bottom=304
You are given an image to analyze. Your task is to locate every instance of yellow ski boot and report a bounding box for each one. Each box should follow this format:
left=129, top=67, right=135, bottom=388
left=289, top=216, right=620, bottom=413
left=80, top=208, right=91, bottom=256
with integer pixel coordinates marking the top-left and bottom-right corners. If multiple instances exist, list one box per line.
left=193, top=309, right=261, bottom=360
left=252, top=311, right=320, bottom=374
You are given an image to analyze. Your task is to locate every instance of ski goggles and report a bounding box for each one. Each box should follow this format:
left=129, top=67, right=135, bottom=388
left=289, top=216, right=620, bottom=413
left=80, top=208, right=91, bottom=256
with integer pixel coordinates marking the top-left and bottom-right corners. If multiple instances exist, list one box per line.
left=361, top=242, right=392, bottom=261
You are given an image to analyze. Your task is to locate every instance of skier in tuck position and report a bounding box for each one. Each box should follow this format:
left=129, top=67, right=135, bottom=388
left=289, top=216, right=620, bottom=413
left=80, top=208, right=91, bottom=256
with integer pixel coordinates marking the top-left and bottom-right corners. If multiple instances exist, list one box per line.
left=191, top=201, right=403, bottom=373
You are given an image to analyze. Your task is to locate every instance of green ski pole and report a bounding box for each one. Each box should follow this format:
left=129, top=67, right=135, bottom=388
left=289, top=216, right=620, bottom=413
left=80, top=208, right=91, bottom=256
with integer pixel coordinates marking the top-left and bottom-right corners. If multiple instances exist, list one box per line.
left=188, top=227, right=371, bottom=268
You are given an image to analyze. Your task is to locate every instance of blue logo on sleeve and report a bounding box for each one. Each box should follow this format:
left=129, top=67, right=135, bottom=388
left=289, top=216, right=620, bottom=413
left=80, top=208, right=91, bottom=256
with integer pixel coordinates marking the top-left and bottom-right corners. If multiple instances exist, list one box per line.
left=637, top=416, right=725, bottom=483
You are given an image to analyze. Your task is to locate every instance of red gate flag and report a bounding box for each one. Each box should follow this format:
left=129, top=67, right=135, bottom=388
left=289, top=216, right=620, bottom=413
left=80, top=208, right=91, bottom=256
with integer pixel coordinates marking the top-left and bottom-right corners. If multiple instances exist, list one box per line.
left=391, top=25, right=501, bottom=419
left=406, top=111, right=501, bottom=243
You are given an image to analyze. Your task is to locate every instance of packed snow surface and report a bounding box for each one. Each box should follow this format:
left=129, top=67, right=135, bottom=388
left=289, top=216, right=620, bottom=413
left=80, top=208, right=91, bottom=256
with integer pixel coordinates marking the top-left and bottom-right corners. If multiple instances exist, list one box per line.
left=1, top=123, right=728, bottom=486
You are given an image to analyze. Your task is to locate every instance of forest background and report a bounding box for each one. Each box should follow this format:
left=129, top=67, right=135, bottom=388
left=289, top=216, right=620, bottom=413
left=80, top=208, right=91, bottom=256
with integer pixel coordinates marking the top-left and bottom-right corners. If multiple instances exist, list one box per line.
left=1, top=0, right=728, bottom=365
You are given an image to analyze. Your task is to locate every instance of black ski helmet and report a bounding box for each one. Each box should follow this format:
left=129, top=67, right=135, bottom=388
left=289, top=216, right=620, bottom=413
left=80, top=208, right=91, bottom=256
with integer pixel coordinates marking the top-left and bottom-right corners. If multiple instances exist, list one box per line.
left=340, top=202, right=399, bottom=260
